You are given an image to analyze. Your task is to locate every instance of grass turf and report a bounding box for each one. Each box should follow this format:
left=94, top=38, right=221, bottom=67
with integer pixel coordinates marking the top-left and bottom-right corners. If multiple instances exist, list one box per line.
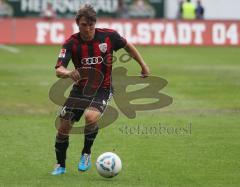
left=0, top=45, right=239, bottom=187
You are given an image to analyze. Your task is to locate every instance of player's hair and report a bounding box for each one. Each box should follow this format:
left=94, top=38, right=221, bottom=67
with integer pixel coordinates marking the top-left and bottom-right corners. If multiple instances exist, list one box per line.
left=75, top=4, right=97, bottom=25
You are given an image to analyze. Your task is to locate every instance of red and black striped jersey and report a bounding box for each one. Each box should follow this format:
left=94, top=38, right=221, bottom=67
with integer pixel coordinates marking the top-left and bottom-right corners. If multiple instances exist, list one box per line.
left=55, top=28, right=127, bottom=89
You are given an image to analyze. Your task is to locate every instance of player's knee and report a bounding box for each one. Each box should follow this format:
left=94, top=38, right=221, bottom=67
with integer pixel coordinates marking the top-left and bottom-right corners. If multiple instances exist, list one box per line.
left=57, top=119, right=73, bottom=135
left=85, top=112, right=98, bottom=125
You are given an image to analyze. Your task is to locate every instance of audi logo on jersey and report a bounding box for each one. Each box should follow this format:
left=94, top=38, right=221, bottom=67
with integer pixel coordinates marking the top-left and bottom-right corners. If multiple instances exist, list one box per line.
left=81, top=56, right=104, bottom=65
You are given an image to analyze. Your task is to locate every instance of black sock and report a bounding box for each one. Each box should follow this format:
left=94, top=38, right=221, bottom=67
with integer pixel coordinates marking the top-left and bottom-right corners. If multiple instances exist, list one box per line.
left=55, top=135, right=69, bottom=168
left=82, top=126, right=98, bottom=155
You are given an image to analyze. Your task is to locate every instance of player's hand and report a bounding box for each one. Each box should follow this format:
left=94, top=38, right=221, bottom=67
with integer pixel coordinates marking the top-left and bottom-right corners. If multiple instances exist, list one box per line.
left=68, top=69, right=80, bottom=82
left=141, top=65, right=150, bottom=78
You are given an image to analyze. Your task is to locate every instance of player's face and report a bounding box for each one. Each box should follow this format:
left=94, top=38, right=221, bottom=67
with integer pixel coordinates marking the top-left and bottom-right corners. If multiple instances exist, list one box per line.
left=78, top=17, right=96, bottom=41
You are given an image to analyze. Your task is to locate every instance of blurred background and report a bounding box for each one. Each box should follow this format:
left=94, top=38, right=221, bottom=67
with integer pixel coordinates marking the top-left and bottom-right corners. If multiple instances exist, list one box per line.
left=0, top=0, right=240, bottom=45
left=1, top=0, right=240, bottom=19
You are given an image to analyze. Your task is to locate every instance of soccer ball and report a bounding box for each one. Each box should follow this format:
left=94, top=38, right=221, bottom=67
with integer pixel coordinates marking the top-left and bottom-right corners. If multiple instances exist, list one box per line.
left=96, top=152, right=122, bottom=178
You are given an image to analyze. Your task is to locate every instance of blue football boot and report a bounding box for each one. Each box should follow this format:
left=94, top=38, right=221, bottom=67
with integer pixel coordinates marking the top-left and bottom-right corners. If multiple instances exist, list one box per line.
left=51, top=164, right=66, bottom=175
left=78, top=153, right=91, bottom=171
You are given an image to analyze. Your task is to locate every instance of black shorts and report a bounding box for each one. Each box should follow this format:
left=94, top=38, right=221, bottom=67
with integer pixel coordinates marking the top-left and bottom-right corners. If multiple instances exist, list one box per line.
left=59, top=86, right=112, bottom=122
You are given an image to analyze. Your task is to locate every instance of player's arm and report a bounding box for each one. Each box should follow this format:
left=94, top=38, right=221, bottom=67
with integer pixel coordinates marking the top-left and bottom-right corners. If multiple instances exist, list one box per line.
left=124, top=42, right=150, bottom=78
left=56, top=66, right=80, bottom=82
left=55, top=39, right=80, bottom=82
left=111, top=30, right=149, bottom=77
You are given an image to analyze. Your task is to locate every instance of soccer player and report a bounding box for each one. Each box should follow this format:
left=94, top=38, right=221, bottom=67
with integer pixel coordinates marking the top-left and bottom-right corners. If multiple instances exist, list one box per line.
left=51, top=4, right=150, bottom=175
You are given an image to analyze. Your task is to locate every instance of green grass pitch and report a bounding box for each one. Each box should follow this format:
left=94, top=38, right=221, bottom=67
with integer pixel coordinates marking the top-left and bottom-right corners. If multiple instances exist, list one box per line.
left=0, top=45, right=239, bottom=187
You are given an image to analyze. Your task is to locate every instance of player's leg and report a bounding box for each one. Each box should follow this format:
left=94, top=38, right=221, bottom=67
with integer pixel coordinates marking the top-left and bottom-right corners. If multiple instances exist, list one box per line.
left=52, top=100, right=84, bottom=175
left=78, top=107, right=101, bottom=171
left=79, top=89, right=112, bottom=171
left=52, top=118, right=73, bottom=175
left=82, top=107, right=101, bottom=154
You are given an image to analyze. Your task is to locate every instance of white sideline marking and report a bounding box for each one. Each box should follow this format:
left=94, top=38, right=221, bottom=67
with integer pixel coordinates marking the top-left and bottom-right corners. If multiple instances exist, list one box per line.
left=0, top=45, right=20, bottom=53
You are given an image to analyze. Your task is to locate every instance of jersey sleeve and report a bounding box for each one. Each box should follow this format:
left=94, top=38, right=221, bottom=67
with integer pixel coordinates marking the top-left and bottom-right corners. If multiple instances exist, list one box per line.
left=111, top=31, right=127, bottom=51
left=55, top=39, right=73, bottom=69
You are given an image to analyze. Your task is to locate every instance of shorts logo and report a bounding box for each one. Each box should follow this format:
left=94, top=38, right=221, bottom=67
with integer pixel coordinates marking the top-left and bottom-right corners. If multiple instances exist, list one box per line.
left=59, top=49, right=66, bottom=58
left=81, top=56, right=103, bottom=65
left=102, top=100, right=106, bottom=106
left=99, top=43, right=107, bottom=53
left=60, top=106, right=66, bottom=117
